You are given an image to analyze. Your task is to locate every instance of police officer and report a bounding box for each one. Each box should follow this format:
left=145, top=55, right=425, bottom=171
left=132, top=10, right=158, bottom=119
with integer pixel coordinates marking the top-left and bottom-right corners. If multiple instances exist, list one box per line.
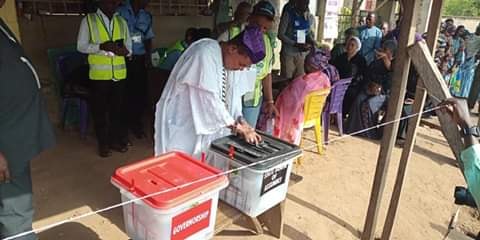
left=118, top=0, right=154, bottom=139
left=77, top=0, right=131, bottom=157
left=0, top=0, right=56, bottom=238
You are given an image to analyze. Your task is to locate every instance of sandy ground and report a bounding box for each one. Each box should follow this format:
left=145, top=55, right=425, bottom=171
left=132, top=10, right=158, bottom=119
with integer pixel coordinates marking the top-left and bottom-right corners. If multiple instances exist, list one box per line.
left=26, top=113, right=479, bottom=240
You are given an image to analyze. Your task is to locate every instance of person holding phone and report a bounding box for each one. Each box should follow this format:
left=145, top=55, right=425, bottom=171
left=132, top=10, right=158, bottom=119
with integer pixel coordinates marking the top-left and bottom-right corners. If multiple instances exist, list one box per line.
left=77, top=0, right=132, bottom=157
left=278, top=0, right=316, bottom=80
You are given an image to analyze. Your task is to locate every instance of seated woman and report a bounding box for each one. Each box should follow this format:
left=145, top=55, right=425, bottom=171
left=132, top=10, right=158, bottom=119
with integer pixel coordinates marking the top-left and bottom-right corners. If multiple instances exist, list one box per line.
left=257, top=49, right=331, bottom=144
left=344, top=40, right=397, bottom=139
left=330, top=36, right=368, bottom=116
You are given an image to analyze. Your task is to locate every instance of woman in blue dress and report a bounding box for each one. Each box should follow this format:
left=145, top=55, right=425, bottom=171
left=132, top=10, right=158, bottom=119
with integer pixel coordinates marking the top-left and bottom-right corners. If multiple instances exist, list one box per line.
left=458, top=30, right=480, bottom=98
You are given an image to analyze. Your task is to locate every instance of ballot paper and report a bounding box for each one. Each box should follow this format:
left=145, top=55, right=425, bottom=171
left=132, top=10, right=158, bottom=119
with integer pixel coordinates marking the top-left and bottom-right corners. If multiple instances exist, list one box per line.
left=296, top=30, right=306, bottom=44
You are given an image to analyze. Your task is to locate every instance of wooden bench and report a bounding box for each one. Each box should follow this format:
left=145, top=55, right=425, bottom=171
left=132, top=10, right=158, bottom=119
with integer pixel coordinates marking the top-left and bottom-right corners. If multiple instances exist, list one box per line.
left=214, top=173, right=303, bottom=238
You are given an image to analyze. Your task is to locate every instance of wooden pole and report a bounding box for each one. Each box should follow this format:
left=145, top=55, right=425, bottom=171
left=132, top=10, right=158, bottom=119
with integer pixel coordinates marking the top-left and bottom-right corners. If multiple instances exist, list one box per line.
left=317, top=0, right=327, bottom=41
left=360, top=1, right=420, bottom=239
left=351, top=0, right=360, bottom=26
left=380, top=1, right=444, bottom=239
left=409, top=42, right=465, bottom=168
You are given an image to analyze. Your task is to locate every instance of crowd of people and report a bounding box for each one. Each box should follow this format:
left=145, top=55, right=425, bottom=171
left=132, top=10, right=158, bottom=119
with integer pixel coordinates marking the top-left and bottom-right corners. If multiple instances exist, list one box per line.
left=434, top=19, right=480, bottom=107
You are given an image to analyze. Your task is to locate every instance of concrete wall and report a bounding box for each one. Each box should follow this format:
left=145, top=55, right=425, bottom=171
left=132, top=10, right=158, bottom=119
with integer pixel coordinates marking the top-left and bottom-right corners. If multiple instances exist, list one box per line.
left=18, top=14, right=214, bottom=80
left=0, top=0, right=21, bottom=40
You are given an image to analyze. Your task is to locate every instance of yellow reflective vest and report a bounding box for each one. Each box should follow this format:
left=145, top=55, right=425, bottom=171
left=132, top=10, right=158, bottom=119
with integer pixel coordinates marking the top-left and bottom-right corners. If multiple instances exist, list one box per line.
left=226, top=26, right=274, bottom=107
left=86, top=13, right=128, bottom=80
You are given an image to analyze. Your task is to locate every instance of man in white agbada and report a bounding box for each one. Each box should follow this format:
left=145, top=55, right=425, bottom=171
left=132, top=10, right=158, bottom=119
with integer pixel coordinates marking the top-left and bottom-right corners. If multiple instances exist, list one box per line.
left=154, top=26, right=266, bottom=158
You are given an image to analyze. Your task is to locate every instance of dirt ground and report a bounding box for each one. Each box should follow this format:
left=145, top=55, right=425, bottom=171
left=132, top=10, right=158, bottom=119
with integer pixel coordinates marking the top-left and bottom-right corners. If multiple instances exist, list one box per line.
left=27, top=107, right=479, bottom=240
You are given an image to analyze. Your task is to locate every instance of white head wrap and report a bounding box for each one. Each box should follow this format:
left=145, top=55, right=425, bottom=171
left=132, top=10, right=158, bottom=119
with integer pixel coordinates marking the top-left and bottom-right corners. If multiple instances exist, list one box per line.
left=347, top=36, right=362, bottom=54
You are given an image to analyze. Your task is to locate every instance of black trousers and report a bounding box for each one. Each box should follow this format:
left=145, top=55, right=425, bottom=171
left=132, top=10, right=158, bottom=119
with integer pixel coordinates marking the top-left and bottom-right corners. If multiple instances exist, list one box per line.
left=125, top=55, right=148, bottom=132
left=90, top=80, right=127, bottom=147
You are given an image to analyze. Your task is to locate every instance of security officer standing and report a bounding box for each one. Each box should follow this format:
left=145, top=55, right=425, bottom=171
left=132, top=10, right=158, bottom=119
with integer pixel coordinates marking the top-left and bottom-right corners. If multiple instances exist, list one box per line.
left=77, top=0, right=132, bottom=157
left=118, top=0, right=154, bottom=139
left=0, top=0, right=56, bottom=238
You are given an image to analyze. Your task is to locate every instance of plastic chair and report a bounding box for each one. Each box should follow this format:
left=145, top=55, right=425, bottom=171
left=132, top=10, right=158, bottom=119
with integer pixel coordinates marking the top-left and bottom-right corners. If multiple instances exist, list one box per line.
left=322, top=78, right=352, bottom=144
left=56, top=52, right=89, bottom=138
left=301, top=88, right=331, bottom=155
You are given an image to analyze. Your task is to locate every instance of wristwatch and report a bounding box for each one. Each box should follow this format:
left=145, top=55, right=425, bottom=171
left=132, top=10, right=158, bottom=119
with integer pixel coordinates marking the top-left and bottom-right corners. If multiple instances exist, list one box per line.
left=461, top=125, right=480, bottom=137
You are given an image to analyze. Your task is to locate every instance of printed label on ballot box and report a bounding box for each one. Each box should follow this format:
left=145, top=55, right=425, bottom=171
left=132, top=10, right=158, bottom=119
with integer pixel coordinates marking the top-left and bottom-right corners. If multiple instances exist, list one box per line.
left=171, top=199, right=212, bottom=240
left=261, top=165, right=288, bottom=196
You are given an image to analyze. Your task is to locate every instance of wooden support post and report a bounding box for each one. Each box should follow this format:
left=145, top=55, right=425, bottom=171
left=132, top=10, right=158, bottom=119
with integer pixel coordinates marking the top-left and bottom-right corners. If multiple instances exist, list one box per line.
left=246, top=201, right=286, bottom=238
left=257, top=201, right=286, bottom=238
left=248, top=217, right=264, bottom=235
left=360, top=1, right=420, bottom=239
left=351, top=0, right=360, bottom=27
left=316, top=0, right=326, bottom=41
left=381, top=1, right=444, bottom=239
left=409, top=42, right=465, bottom=169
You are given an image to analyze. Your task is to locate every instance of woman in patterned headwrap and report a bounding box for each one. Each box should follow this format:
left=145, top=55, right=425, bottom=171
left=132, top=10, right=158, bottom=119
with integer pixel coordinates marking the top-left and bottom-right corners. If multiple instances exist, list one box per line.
left=256, top=48, right=331, bottom=144
left=315, top=47, right=340, bottom=84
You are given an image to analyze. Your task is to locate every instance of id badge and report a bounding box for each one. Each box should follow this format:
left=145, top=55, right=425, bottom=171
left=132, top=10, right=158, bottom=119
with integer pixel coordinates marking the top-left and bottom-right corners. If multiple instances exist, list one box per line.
left=132, top=33, right=142, bottom=43
left=297, top=30, right=306, bottom=44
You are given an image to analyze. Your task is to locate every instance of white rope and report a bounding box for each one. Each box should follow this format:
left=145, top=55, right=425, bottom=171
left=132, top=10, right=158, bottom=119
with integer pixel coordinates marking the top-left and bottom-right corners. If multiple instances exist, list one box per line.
left=2, top=102, right=448, bottom=240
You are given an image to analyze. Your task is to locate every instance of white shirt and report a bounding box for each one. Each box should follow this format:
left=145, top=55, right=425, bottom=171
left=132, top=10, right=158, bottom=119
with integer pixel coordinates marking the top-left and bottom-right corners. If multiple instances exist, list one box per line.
left=77, top=9, right=132, bottom=56
left=154, top=39, right=237, bottom=158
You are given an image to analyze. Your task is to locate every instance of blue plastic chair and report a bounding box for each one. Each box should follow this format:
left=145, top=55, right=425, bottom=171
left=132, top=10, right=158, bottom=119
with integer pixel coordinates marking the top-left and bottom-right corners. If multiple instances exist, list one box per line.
left=56, top=52, right=89, bottom=138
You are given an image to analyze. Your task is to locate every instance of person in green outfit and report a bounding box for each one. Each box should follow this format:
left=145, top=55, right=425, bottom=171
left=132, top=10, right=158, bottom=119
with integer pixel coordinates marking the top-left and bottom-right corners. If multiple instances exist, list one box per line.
left=218, top=0, right=278, bottom=127
left=440, top=98, right=480, bottom=209
left=158, top=27, right=198, bottom=71
left=215, top=1, right=252, bottom=38
left=0, top=0, right=56, bottom=239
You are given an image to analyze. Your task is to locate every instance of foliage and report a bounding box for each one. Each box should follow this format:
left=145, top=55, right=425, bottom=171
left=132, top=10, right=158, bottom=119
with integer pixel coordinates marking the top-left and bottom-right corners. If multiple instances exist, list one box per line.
left=443, top=0, right=480, bottom=17
left=341, top=7, right=352, bottom=15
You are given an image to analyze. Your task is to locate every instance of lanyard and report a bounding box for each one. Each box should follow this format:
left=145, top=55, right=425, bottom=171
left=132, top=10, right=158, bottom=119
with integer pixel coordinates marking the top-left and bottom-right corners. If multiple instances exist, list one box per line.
left=0, top=22, right=17, bottom=43
left=221, top=69, right=228, bottom=110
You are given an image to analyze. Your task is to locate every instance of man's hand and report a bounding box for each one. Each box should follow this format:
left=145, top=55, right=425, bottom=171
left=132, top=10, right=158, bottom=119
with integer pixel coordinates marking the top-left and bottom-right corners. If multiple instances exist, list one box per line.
left=295, top=43, right=310, bottom=51
left=263, top=102, right=279, bottom=118
left=114, top=46, right=130, bottom=57
left=375, top=49, right=388, bottom=60
left=0, top=152, right=10, bottom=184
left=439, top=98, right=473, bottom=129
left=99, top=41, right=117, bottom=53
left=235, top=121, right=262, bottom=145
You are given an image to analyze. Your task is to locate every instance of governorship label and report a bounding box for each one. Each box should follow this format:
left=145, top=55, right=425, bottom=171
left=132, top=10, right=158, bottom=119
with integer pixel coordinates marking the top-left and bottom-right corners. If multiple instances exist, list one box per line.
left=171, top=199, right=212, bottom=240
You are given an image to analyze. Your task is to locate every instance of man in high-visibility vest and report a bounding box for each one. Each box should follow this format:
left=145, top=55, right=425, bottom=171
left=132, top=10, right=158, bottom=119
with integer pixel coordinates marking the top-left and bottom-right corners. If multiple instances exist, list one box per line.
left=218, top=0, right=278, bottom=127
left=77, top=0, right=132, bottom=157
